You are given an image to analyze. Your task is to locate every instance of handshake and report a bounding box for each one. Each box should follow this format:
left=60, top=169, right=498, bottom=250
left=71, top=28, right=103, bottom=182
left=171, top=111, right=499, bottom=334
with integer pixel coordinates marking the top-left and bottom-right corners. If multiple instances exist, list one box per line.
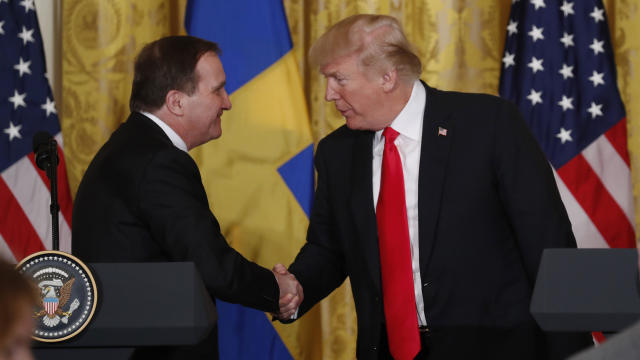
left=272, top=263, right=303, bottom=320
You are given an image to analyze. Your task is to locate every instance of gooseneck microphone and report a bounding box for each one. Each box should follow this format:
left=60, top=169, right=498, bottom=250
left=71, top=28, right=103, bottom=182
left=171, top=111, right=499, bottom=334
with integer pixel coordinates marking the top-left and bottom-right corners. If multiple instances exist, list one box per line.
left=32, top=131, right=60, bottom=251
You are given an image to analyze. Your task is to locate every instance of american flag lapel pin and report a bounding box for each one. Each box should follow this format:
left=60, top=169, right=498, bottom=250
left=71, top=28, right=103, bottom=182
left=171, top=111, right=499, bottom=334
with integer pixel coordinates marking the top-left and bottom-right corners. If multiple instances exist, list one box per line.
left=438, top=126, right=448, bottom=136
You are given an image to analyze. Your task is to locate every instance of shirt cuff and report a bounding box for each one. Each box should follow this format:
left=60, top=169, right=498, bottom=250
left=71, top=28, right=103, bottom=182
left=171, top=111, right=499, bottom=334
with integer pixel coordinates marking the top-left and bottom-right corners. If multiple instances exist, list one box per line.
left=290, top=308, right=299, bottom=320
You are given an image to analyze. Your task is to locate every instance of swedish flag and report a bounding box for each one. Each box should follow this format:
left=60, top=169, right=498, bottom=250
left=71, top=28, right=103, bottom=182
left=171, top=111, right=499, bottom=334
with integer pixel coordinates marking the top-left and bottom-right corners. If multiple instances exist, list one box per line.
left=186, top=1, right=314, bottom=358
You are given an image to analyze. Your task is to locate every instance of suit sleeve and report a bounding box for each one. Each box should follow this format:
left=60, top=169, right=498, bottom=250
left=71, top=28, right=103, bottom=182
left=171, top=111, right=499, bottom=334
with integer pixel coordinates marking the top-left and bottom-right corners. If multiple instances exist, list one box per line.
left=137, top=149, right=279, bottom=313
left=287, top=140, right=348, bottom=319
left=493, top=99, right=578, bottom=284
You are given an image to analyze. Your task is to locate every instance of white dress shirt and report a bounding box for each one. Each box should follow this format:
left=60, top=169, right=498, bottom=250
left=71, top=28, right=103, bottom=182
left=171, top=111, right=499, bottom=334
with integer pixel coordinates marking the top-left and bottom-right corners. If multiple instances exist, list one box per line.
left=141, top=111, right=188, bottom=152
left=372, top=80, right=427, bottom=326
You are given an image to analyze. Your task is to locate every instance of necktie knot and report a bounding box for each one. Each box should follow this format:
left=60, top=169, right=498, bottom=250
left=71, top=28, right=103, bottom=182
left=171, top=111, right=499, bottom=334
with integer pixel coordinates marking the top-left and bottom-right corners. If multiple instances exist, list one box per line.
left=382, top=127, right=400, bottom=144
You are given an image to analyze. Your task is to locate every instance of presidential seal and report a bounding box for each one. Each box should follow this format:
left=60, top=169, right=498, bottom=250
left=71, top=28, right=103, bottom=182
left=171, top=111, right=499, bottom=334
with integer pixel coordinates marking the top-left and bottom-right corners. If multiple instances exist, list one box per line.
left=16, top=251, right=98, bottom=342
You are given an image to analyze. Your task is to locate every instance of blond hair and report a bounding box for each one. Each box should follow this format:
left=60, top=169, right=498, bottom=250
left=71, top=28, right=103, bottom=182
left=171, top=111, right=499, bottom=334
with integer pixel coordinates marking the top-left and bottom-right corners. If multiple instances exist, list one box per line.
left=309, top=14, right=422, bottom=82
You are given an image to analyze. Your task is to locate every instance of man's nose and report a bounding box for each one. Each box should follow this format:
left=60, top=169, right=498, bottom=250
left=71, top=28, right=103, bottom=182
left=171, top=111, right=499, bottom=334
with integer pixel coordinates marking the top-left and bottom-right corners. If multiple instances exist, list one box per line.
left=325, top=85, right=339, bottom=102
left=223, top=90, right=232, bottom=110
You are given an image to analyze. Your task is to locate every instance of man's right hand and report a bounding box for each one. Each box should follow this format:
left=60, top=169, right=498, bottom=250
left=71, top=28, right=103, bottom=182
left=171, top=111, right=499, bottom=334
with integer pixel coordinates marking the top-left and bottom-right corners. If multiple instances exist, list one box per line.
left=272, top=263, right=303, bottom=319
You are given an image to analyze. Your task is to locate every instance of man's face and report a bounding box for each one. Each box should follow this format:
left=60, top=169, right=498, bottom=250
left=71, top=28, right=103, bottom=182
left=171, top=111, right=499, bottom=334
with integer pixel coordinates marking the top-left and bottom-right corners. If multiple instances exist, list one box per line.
left=182, top=52, right=232, bottom=148
left=321, top=54, right=388, bottom=131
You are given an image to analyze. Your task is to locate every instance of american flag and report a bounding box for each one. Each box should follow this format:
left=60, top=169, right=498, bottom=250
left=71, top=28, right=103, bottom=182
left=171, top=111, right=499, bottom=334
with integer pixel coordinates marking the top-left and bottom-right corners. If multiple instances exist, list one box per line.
left=0, top=0, right=72, bottom=263
left=499, top=0, right=636, bottom=251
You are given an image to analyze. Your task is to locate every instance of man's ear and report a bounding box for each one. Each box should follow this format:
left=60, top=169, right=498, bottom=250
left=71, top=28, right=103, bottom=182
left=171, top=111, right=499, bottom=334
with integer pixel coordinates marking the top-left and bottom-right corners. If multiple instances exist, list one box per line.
left=165, top=90, right=185, bottom=116
left=381, top=68, right=398, bottom=93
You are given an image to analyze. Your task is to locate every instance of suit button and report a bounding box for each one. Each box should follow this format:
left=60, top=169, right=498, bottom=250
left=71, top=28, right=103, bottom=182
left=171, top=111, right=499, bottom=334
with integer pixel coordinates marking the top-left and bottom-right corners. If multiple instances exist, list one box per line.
left=423, top=282, right=430, bottom=287
left=375, top=296, right=380, bottom=302
left=372, top=346, right=377, bottom=351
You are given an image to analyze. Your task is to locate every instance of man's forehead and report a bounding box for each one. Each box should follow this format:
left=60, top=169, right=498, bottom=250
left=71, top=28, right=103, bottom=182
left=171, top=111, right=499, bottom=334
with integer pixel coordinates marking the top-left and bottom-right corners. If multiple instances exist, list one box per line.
left=196, top=53, right=226, bottom=81
left=320, top=54, right=356, bottom=76
left=196, top=51, right=223, bottom=70
left=320, top=61, right=337, bottom=76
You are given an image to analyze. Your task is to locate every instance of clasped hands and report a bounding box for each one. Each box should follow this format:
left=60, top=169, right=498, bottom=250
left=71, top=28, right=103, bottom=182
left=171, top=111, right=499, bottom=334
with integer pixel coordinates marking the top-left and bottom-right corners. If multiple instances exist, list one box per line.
left=272, top=263, right=303, bottom=319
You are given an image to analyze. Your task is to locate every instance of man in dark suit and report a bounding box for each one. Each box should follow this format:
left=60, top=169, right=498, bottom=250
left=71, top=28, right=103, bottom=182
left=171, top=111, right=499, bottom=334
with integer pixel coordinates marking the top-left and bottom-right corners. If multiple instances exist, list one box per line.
left=274, top=14, right=592, bottom=359
left=72, top=36, right=301, bottom=359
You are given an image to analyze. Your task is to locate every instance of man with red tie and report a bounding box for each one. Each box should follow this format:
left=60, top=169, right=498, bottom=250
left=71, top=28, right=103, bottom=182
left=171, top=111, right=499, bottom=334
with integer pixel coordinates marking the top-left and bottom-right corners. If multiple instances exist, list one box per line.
left=276, top=14, right=592, bottom=359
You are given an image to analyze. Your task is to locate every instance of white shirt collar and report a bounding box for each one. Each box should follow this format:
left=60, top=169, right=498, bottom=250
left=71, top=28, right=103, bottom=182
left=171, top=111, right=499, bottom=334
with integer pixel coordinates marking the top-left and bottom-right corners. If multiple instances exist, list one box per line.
left=141, top=111, right=188, bottom=152
left=375, top=80, right=426, bottom=143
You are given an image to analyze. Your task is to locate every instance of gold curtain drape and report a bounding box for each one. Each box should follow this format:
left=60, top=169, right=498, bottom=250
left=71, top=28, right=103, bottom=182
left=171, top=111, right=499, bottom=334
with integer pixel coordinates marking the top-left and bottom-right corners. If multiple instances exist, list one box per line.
left=61, top=1, right=640, bottom=359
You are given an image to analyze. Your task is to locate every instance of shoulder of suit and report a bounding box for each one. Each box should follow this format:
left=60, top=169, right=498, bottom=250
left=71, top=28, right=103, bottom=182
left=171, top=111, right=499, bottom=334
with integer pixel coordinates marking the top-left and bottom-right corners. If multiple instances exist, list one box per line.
left=425, top=85, right=519, bottom=121
left=429, top=86, right=510, bottom=107
left=116, top=113, right=179, bottom=151
left=96, top=114, right=192, bottom=171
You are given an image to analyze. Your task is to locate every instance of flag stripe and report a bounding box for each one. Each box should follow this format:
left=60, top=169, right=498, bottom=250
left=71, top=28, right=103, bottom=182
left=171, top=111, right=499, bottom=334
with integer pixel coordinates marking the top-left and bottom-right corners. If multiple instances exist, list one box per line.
left=58, top=215, right=72, bottom=253
left=54, top=132, right=73, bottom=228
left=582, top=130, right=634, bottom=225
left=0, top=234, right=18, bottom=263
left=2, top=157, right=52, bottom=244
left=603, top=118, right=631, bottom=166
left=52, top=135, right=73, bottom=253
left=1, top=156, right=72, bottom=251
left=557, top=154, right=635, bottom=248
left=54, top=133, right=64, bottom=148
left=552, top=169, right=609, bottom=248
left=0, top=177, right=45, bottom=260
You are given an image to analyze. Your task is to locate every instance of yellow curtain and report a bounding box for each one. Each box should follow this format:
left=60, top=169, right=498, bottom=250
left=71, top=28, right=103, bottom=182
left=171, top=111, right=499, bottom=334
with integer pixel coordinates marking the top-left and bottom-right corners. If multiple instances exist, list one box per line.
left=606, top=0, right=640, bottom=235
left=61, top=1, right=640, bottom=359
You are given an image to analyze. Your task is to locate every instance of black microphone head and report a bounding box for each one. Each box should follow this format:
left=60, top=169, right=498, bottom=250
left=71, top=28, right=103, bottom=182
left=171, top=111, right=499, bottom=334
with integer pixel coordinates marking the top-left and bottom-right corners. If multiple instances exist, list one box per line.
left=32, top=131, right=52, bottom=153
left=32, top=131, right=56, bottom=171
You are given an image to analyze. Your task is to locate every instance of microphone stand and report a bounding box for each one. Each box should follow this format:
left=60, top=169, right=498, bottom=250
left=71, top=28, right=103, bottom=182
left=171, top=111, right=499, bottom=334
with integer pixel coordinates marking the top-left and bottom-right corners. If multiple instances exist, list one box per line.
left=46, top=138, right=60, bottom=251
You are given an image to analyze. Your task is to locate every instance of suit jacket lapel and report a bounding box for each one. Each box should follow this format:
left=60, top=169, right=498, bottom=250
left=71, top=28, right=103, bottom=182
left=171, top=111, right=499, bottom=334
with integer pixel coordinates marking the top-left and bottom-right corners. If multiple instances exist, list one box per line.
left=348, top=83, right=454, bottom=295
left=349, top=131, right=382, bottom=294
left=418, top=83, right=454, bottom=276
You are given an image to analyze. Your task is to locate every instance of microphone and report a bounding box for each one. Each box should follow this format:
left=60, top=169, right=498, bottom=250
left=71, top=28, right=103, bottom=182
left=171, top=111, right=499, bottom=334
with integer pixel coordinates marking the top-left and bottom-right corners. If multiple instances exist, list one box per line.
left=32, top=131, right=58, bottom=171
left=32, top=131, right=61, bottom=250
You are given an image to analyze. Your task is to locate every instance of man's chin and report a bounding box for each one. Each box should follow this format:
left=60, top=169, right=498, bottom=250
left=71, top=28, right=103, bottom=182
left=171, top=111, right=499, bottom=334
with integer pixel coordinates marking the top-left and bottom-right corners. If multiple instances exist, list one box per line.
left=345, top=118, right=360, bottom=130
left=211, top=130, right=222, bottom=140
left=210, top=123, right=222, bottom=140
left=346, top=121, right=373, bottom=132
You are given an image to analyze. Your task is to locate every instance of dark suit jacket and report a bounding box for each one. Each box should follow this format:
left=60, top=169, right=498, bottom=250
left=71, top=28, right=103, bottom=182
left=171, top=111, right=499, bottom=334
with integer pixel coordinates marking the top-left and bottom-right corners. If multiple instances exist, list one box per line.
left=72, top=112, right=279, bottom=359
left=288, top=83, right=592, bottom=359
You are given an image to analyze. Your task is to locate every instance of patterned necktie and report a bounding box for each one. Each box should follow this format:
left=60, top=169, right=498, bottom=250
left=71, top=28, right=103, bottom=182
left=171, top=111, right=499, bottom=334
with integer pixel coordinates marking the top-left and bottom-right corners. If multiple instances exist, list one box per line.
left=376, top=127, right=420, bottom=360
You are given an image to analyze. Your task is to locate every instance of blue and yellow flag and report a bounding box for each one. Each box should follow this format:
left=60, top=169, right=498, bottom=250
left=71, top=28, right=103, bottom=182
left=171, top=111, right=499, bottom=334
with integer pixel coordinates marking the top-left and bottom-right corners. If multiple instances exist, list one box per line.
left=186, top=1, right=314, bottom=358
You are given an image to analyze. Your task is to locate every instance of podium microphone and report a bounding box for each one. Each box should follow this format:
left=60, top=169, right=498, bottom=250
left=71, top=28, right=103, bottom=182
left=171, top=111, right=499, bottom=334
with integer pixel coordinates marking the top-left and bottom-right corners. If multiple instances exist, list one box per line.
left=33, top=131, right=58, bottom=170
left=32, top=131, right=60, bottom=251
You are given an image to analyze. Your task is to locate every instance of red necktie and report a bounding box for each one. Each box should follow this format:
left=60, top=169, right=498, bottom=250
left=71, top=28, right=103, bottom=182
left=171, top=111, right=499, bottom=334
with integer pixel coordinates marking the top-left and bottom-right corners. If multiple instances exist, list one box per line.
left=376, top=127, right=420, bottom=360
